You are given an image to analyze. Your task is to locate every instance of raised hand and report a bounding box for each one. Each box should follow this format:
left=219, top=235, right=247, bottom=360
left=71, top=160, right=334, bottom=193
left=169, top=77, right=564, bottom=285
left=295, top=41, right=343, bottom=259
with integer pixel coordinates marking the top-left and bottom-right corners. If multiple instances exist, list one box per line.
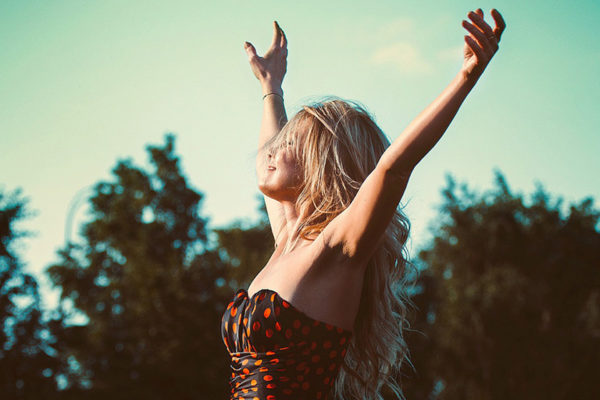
left=244, top=21, right=288, bottom=95
left=461, top=8, right=506, bottom=79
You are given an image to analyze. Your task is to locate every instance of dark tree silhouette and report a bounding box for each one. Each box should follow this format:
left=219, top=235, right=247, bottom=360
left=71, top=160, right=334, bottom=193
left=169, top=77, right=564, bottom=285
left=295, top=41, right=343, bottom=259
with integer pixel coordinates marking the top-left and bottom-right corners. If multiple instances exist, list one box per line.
left=0, top=188, right=61, bottom=399
left=213, top=199, right=273, bottom=292
left=48, top=135, right=233, bottom=399
left=400, top=170, right=600, bottom=400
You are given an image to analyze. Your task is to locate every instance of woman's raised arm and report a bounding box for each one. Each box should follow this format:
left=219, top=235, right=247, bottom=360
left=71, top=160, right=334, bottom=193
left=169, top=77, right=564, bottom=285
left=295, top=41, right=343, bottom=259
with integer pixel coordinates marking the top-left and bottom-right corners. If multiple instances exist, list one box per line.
left=379, top=8, right=506, bottom=173
left=324, top=9, right=507, bottom=263
left=244, top=22, right=289, bottom=241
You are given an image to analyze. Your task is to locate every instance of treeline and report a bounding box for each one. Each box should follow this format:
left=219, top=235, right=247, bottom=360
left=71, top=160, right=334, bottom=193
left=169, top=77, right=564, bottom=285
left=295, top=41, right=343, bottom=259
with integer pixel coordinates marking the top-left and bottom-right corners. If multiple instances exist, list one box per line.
left=1, top=135, right=598, bottom=400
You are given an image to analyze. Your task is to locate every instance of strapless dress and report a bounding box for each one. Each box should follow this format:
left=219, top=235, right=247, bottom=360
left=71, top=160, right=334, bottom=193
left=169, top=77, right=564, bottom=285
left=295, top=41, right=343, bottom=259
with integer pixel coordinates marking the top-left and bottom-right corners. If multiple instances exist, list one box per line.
left=221, top=288, right=353, bottom=399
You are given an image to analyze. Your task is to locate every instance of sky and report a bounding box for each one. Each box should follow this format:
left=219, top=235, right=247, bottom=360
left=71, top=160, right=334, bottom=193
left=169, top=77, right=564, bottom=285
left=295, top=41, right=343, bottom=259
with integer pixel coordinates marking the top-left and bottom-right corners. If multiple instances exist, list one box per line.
left=2, top=0, right=599, bottom=311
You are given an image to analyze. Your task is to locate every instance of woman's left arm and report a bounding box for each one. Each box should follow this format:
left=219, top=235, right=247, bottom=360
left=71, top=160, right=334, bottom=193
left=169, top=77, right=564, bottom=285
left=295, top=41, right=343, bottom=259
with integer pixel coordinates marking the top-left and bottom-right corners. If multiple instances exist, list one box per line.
left=324, top=8, right=506, bottom=262
left=380, top=8, right=506, bottom=174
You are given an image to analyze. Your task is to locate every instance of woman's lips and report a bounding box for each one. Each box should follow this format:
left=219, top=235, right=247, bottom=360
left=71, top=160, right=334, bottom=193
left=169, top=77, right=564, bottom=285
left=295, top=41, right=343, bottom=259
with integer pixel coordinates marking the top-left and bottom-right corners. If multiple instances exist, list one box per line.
left=267, top=165, right=276, bottom=171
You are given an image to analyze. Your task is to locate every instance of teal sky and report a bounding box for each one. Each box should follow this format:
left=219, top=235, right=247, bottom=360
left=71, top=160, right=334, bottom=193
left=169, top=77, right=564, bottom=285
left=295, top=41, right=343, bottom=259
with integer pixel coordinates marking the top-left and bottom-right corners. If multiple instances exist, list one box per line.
left=2, top=0, right=599, bottom=310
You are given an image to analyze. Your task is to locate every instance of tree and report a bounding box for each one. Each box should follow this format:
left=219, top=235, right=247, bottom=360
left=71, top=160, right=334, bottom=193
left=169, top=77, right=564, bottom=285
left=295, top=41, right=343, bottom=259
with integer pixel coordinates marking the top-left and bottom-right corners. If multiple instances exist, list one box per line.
left=400, top=170, right=600, bottom=400
left=47, top=135, right=232, bottom=399
left=0, top=188, right=61, bottom=399
left=213, top=199, right=273, bottom=292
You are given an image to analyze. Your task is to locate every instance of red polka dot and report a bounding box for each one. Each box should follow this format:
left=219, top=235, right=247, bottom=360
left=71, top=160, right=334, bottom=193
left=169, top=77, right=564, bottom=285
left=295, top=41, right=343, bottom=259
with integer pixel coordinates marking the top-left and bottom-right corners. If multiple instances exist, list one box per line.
left=270, top=293, right=276, bottom=302
left=259, top=367, right=269, bottom=372
left=275, top=306, right=281, bottom=316
left=266, top=351, right=276, bottom=356
left=329, top=350, right=337, bottom=358
left=291, top=382, right=299, bottom=389
left=282, top=300, right=290, bottom=309
left=285, top=329, right=293, bottom=339
left=264, top=308, right=271, bottom=318
left=275, top=322, right=282, bottom=331
left=329, top=363, right=336, bottom=371
left=323, top=377, right=330, bottom=384
left=266, top=384, right=276, bottom=390
left=252, top=321, right=261, bottom=331
left=310, top=341, right=317, bottom=350
left=312, top=355, right=320, bottom=363
left=301, top=325, right=310, bottom=335
left=297, top=374, right=304, bottom=381
left=341, top=349, right=347, bottom=357
left=316, top=367, right=324, bottom=375
left=263, top=375, right=273, bottom=381
left=302, top=382, right=310, bottom=390
left=323, top=340, right=332, bottom=349
left=336, top=327, right=344, bottom=333
left=293, top=319, right=301, bottom=329
left=231, top=307, right=237, bottom=317
left=265, top=329, right=273, bottom=338
left=258, top=293, right=266, bottom=301
left=243, top=368, right=249, bottom=374
left=267, top=394, right=276, bottom=399
left=325, top=323, right=333, bottom=330
left=270, top=358, right=279, bottom=364
left=339, top=337, right=346, bottom=345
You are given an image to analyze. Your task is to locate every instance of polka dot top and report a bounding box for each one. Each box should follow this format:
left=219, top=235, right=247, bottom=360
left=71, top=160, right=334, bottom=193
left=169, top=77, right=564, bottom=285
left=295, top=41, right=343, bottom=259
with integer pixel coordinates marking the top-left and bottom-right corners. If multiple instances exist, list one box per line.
left=221, top=288, right=353, bottom=399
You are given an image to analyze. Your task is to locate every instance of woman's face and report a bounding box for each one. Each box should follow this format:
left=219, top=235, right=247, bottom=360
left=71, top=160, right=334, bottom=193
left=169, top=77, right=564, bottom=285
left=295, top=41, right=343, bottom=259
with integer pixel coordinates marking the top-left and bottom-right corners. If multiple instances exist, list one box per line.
left=258, top=134, right=304, bottom=202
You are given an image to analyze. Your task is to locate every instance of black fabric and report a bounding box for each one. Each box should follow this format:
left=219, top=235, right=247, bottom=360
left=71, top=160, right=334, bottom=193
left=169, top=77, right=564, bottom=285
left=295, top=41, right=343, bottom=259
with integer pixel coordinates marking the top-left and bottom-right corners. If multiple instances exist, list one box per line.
left=221, top=288, right=353, bottom=399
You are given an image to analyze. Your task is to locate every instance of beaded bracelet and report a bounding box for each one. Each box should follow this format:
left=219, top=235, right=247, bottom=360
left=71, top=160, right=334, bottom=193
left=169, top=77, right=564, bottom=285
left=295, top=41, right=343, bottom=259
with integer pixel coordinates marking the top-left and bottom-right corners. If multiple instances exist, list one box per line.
left=262, top=92, right=284, bottom=100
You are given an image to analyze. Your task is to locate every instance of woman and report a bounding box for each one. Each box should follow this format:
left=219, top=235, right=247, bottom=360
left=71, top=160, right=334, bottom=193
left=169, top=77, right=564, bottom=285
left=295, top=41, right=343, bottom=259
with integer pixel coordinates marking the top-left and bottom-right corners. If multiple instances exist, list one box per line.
left=222, top=8, right=506, bottom=400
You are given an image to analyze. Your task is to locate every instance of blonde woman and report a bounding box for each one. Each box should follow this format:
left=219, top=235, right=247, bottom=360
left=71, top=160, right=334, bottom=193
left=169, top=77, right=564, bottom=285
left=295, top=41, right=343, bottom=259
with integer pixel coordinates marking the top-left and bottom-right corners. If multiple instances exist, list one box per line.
left=221, top=8, right=506, bottom=400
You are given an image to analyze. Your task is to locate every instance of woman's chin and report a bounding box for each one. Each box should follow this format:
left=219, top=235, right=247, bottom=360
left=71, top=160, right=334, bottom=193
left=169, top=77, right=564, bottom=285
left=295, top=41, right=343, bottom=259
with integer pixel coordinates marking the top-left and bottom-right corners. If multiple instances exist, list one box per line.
left=258, top=184, right=299, bottom=202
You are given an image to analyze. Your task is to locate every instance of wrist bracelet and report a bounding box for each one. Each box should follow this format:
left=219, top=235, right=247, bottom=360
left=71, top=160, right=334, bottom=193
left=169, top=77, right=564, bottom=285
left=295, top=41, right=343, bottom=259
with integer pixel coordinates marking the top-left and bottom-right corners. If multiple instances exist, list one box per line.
left=262, top=92, right=284, bottom=100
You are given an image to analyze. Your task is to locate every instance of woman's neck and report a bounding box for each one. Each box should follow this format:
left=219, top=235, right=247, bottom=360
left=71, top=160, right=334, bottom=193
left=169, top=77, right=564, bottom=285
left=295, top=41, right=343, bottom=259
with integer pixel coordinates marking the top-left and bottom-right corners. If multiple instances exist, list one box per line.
left=276, top=200, right=313, bottom=252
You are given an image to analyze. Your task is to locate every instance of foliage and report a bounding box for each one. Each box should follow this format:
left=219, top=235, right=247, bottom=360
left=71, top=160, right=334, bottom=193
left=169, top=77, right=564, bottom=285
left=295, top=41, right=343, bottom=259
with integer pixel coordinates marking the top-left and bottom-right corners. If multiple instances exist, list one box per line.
left=400, top=170, right=600, bottom=400
left=47, top=135, right=235, bottom=399
left=213, top=199, right=273, bottom=291
left=9, top=131, right=596, bottom=399
left=0, top=188, right=61, bottom=399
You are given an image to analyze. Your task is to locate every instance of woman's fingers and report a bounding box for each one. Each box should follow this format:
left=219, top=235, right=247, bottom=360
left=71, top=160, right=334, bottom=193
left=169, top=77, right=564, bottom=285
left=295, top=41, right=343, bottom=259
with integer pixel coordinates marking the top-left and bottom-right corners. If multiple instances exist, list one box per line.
left=468, top=11, right=497, bottom=45
left=462, top=20, right=493, bottom=58
left=271, top=21, right=282, bottom=49
left=244, top=41, right=258, bottom=60
left=465, top=35, right=485, bottom=61
left=490, top=9, right=506, bottom=43
left=279, top=23, right=287, bottom=48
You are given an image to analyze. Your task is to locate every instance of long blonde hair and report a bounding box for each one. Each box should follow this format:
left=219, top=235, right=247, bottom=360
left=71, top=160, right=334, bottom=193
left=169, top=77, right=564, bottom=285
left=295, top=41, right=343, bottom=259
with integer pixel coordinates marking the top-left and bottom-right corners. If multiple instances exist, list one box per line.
left=265, top=98, right=416, bottom=399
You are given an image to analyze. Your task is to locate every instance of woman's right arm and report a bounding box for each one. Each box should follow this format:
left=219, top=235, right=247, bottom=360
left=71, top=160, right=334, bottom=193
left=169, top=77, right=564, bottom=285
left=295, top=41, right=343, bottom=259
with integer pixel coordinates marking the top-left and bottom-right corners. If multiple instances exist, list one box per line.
left=244, top=22, right=289, bottom=242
